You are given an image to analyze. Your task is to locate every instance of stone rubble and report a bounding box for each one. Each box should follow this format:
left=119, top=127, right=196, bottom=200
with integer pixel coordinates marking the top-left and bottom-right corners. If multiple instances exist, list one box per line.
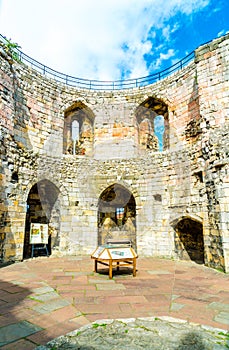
left=36, top=317, right=229, bottom=350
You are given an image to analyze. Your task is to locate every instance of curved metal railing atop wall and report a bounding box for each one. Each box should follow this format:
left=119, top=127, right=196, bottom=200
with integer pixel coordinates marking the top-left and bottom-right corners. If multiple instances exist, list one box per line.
left=0, top=33, right=195, bottom=90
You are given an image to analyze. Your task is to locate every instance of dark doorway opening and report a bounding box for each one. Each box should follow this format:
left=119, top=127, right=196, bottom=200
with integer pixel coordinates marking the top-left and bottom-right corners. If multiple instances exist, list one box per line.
left=174, top=217, right=204, bottom=264
left=23, top=180, right=60, bottom=259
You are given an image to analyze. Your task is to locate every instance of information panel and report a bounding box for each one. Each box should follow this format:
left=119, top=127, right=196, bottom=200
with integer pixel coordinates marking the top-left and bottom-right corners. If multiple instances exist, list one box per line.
left=30, top=223, right=49, bottom=244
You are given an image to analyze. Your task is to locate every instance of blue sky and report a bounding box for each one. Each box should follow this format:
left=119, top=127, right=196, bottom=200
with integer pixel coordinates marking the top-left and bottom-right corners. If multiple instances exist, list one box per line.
left=0, top=0, right=228, bottom=81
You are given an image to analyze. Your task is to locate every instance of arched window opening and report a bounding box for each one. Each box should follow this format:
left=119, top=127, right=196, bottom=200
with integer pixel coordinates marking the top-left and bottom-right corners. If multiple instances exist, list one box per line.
left=136, top=97, right=169, bottom=151
left=174, top=217, right=204, bottom=264
left=72, top=120, right=79, bottom=155
left=154, top=115, right=165, bottom=152
left=139, top=117, right=157, bottom=150
left=23, top=180, right=60, bottom=259
left=98, top=184, right=136, bottom=250
left=63, top=102, right=94, bottom=156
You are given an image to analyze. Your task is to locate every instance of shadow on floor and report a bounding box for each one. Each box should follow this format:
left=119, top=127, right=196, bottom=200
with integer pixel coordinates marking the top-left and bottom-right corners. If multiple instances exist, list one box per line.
left=0, top=279, right=43, bottom=348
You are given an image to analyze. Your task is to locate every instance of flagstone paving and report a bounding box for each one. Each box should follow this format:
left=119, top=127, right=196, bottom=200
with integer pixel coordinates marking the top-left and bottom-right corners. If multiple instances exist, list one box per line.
left=0, top=256, right=228, bottom=349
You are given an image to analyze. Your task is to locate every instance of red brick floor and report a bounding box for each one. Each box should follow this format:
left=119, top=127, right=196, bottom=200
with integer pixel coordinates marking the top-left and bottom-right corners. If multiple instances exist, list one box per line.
left=0, top=256, right=228, bottom=349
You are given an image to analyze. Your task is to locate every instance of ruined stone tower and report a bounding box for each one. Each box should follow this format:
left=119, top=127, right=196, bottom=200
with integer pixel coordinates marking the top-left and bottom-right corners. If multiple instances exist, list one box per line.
left=0, top=34, right=228, bottom=272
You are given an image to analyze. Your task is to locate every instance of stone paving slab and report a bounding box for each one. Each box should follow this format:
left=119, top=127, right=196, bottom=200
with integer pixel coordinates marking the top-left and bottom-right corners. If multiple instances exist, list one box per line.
left=208, top=302, right=229, bottom=312
left=30, top=286, right=56, bottom=294
left=214, top=312, right=229, bottom=326
left=0, top=321, right=43, bottom=347
left=29, top=291, right=60, bottom=302
left=170, top=302, right=185, bottom=311
left=31, top=298, right=71, bottom=314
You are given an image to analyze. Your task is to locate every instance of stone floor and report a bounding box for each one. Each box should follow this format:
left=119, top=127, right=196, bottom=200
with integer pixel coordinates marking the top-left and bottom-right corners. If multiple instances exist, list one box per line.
left=0, top=256, right=228, bottom=349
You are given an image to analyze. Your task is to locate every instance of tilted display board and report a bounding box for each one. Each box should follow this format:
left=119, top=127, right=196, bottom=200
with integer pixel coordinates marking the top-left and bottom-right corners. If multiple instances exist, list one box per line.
left=91, top=245, right=138, bottom=279
left=92, top=246, right=137, bottom=260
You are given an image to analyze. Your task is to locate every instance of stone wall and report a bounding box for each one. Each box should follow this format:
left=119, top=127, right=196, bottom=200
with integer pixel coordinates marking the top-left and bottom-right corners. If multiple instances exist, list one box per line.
left=0, top=34, right=228, bottom=272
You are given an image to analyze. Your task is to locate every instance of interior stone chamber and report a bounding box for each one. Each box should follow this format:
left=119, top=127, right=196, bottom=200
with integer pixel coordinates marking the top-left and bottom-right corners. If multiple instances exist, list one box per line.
left=0, top=34, right=228, bottom=272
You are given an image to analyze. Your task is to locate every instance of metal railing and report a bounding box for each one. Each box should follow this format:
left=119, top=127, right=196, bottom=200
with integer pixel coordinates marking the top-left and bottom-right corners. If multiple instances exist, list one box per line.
left=0, top=34, right=195, bottom=90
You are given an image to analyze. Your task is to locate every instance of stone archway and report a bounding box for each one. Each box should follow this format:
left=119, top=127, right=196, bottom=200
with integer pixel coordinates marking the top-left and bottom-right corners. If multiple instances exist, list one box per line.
left=98, top=184, right=136, bottom=249
left=23, top=180, right=60, bottom=259
left=173, top=217, right=204, bottom=264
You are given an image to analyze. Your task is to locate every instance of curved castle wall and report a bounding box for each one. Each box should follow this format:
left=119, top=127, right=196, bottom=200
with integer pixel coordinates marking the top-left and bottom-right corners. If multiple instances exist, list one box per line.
left=0, top=34, right=228, bottom=272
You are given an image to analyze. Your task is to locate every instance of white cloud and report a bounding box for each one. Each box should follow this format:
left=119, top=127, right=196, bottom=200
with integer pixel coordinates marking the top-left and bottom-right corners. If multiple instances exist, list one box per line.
left=217, top=29, right=229, bottom=37
left=151, top=49, right=176, bottom=70
left=0, top=0, right=211, bottom=80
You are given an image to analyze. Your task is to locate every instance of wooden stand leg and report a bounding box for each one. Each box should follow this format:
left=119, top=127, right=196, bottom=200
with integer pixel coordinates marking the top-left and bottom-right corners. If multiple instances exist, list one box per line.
left=109, top=260, right=113, bottom=279
left=94, top=260, right=98, bottom=272
left=133, top=258, right=137, bottom=277
left=117, top=261, right=120, bottom=271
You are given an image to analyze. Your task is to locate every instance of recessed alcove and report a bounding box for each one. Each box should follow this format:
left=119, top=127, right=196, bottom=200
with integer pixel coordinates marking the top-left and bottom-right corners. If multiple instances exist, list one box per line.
left=173, top=217, right=204, bottom=264
left=98, top=184, right=136, bottom=249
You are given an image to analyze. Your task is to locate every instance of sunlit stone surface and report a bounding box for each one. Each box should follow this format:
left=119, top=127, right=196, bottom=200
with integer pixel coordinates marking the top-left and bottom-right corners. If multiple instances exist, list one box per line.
left=0, top=34, right=228, bottom=272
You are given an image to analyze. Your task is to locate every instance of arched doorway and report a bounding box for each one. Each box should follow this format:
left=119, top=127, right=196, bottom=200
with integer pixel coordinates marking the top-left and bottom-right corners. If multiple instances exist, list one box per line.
left=98, top=184, right=136, bottom=249
left=23, top=180, right=60, bottom=259
left=174, top=217, right=204, bottom=264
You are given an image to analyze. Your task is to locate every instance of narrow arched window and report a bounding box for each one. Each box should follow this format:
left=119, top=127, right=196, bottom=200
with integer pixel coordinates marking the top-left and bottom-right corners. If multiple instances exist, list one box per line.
left=71, top=120, right=79, bottom=155
left=154, top=115, right=164, bottom=151
left=136, top=97, right=169, bottom=152
left=63, top=102, right=94, bottom=156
